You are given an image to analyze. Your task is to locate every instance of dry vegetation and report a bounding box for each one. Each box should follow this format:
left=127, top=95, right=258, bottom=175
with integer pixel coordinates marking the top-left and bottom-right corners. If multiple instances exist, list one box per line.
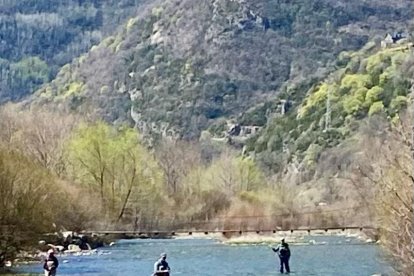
left=1, top=108, right=412, bottom=272
left=357, top=114, right=413, bottom=275
left=0, top=105, right=303, bottom=266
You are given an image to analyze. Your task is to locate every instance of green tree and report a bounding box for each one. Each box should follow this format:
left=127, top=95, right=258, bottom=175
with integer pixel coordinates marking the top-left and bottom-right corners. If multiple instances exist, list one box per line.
left=389, top=96, right=408, bottom=113
left=9, top=57, right=51, bottom=96
left=368, top=101, right=384, bottom=117
left=195, top=153, right=266, bottom=199
left=343, top=95, right=363, bottom=115
left=365, top=86, right=384, bottom=107
left=66, top=122, right=163, bottom=223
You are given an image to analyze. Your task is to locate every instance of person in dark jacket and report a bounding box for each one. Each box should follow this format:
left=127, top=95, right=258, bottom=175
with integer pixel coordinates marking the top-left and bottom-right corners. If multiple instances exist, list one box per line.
left=272, top=238, right=291, bottom=274
left=43, top=249, right=59, bottom=276
left=153, top=252, right=170, bottom=276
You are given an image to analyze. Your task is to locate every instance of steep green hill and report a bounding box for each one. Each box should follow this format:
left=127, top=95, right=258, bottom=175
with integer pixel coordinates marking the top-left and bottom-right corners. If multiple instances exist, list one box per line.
left=0, top=0, right=147, bottom=102
left=33, top=0, right=413, bottom=138
left=248, top=42, right=414, bottom=175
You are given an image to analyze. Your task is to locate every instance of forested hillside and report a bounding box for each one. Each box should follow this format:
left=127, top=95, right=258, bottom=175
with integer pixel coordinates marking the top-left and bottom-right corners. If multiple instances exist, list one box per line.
left=249, top=42, right=414, bottom=175
left=32, top=0, right=413, bottom=138
left=0, top=0, right=147, bottom=102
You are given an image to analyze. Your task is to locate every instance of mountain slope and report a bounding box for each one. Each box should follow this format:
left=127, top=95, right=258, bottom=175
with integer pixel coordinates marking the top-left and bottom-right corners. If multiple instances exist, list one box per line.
left=248, top=41, right=414, bottom=180
left=0, top=0, right=148, bottom=102
left=33, top=0, right=413, bottom=138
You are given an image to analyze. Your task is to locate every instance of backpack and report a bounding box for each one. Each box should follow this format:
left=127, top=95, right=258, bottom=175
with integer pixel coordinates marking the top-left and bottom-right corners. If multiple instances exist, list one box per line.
left=279, top=246, right=289, bottom=258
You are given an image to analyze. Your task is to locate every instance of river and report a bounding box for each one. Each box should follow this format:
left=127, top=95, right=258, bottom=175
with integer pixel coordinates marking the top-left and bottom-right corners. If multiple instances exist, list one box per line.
left=16, top=236, right=393, bottom=276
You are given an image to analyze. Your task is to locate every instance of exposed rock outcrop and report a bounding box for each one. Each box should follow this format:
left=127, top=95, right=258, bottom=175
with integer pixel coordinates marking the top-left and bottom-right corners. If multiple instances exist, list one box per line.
left=38, top=231, right=112, bottom=254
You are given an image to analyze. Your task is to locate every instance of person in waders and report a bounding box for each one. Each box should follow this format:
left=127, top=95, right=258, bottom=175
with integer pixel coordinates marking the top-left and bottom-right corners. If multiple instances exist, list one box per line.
left=272, top=238, right=291, bottom=274
left=43, top=249, right=59, bottom=276
left=153, top=252, right=170, bottom=276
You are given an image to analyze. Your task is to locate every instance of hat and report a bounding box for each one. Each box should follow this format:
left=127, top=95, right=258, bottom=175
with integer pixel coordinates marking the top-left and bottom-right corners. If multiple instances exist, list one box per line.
left=160, top=252, right=167, bottom=258
left=47, top=249, right=55, bottom=254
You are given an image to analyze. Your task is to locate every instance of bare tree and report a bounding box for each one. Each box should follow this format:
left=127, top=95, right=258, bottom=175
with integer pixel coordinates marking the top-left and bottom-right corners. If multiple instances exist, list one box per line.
left=155, top=140, right=202, bottom=194
left=357, top=114, right=413, bottom=275
left=0, top=104, right=19, bottom=145
left=0, top=105, right=80, bottom=176
left=0, top=148, right=66, bottom=267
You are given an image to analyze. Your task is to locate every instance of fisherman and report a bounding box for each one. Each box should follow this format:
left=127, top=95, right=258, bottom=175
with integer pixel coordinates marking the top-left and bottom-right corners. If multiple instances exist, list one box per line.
left=153, top=252, right=170, bottom=276
left=272, top=238, right=291, bottom=274
left=43, top=249, right=59, bottom=276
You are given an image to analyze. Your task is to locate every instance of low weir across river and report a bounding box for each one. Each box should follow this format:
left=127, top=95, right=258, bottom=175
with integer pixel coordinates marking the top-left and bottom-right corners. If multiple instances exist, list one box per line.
left=81, top=226, right=376, bottom=238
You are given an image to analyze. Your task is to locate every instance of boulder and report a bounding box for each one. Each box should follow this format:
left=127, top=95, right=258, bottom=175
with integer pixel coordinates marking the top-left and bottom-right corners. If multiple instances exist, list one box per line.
left=39, top=231, right=112, bottom=253
left=81, top=235, right=107, bottom=249
left=67, top=244, right=81, bottom=253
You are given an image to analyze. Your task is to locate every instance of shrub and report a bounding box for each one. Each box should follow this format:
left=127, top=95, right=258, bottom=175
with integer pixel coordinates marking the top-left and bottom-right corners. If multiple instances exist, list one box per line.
left=364, top=86, right=384, bottom=107
left=368, top=101, right=384, bottom=116
left=389, top=96, right=408, bottom=113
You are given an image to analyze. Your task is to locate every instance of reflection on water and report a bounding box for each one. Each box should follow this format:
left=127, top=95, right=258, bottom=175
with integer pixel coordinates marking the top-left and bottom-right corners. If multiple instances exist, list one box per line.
left=17, top=236, right=393, bottom=276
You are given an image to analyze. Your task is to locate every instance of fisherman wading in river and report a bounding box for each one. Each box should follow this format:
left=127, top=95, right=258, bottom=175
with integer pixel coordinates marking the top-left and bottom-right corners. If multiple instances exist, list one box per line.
left=153, top=252, right=170, bottom=276
left=43, top=249, right=59, bottom=276
left=272, top=238, right=291, bottom=274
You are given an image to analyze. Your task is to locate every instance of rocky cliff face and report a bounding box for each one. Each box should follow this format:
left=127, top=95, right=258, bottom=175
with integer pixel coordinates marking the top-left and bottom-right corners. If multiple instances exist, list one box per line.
left=32, top=0, right=413, bottom=139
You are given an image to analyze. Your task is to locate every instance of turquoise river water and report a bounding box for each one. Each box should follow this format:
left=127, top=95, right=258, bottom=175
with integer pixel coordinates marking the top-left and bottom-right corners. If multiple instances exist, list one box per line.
left=16, top=236, right=394, bottom=276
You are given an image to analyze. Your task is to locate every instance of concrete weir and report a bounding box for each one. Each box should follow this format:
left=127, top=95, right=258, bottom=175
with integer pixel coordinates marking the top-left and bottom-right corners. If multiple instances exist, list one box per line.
left=81, top=226, right=376, bottom=239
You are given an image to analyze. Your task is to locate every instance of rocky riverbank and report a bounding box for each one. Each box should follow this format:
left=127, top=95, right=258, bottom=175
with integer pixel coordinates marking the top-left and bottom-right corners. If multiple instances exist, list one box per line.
left=37, top=231, right=115, bottom=253
left=3, top=229, right=179, bottom=271
left=1, top=231, right=117, bottom=271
